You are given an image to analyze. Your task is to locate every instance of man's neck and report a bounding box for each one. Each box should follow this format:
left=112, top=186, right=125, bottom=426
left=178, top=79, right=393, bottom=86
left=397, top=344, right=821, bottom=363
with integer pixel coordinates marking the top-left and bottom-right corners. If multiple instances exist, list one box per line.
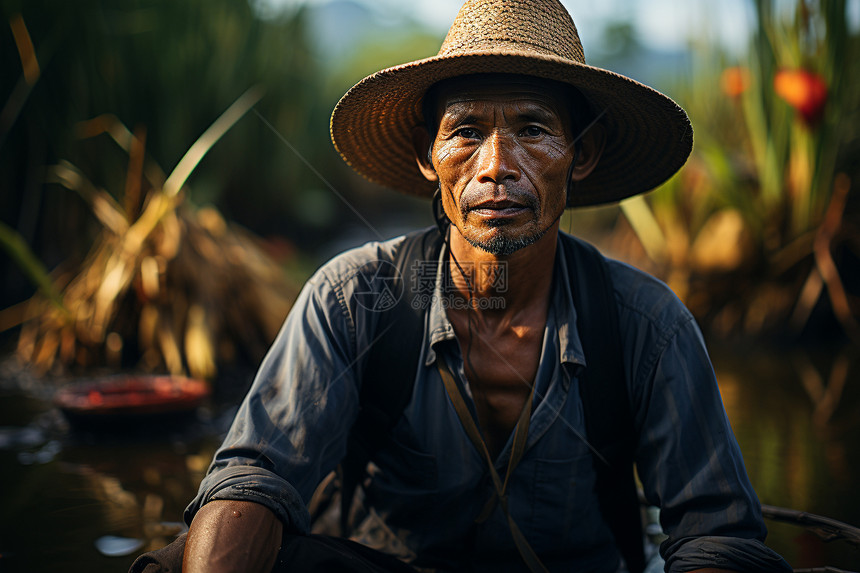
left=446, top=224, right=559, bottom=317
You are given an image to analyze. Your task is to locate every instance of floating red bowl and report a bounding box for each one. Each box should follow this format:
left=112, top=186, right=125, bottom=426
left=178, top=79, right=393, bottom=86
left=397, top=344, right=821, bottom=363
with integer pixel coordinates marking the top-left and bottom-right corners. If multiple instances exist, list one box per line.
left=54, top=375, right=210, bottom=423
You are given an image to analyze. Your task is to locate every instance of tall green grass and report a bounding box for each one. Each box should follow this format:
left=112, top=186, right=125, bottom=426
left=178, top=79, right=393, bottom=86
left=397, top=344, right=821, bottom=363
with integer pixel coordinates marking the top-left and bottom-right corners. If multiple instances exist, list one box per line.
left=620, top=0, right=859, bottom=336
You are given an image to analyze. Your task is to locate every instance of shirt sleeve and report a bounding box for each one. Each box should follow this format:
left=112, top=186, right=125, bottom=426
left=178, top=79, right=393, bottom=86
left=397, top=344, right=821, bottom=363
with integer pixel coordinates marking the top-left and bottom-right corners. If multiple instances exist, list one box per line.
left=183, top=265, right=362, bottom=534
left=623, top=289, right=791, bottom=572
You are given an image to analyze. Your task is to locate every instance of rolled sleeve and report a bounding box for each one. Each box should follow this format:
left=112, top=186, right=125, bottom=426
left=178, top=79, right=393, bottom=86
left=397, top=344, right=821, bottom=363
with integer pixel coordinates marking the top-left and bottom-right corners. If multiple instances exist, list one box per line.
left=634, top=317, right=766, bottom=543
left=662, top=536, right=792, bottom=572
left=184, top=465, right=311, bottom=533
left=612, top=262, right=791, bottom=572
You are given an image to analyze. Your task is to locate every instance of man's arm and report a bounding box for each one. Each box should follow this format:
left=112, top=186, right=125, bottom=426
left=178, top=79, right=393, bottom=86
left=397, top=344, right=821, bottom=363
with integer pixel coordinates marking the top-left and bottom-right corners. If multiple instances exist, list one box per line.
left=180, top=271, right=351, bottom=572
left=183, top=500, right=283, bottom=573
left=180, top=245, right=398, bottom=570
left=608, top=262, right=792, bottom=572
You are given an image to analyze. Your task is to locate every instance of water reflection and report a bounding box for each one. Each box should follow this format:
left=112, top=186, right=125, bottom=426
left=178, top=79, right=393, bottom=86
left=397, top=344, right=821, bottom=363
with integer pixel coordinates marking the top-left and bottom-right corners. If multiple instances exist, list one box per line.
left=0, top=387, right=220, bottom=573
left=94, top=535, right=144, bottom=558
left=710, top=340, right=860, bottom=569
left=1, top=344, right=858, bottom=571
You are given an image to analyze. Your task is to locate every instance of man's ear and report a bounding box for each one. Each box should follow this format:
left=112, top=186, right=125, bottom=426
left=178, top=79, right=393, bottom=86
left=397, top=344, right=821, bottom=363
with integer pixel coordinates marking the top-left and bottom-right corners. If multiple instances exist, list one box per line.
left=412, top=126, right=438, bottom=182
left=569, top=123, right=606, bottom=183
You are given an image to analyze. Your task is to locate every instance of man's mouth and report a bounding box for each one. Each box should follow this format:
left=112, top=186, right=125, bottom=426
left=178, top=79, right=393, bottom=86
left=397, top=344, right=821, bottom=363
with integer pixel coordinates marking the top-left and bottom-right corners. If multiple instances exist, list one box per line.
left=469, top=199, right=529, bottom=218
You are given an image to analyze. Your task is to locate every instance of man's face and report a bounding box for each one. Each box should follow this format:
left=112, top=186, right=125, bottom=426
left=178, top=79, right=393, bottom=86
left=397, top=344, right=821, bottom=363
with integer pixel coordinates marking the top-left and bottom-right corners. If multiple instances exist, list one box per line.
left=428, top=75, right=577, bottom=256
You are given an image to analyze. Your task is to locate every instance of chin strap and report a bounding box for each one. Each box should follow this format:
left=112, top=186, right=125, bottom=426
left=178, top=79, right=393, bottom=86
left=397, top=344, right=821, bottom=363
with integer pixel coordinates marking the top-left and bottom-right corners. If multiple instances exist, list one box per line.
left=436, top=354, right=547, bottom=573
left=564, top=145, right=580, bottom=209
left=432, top=186, right=449, bottom=239
left=433, top=186, right=477, bottom=297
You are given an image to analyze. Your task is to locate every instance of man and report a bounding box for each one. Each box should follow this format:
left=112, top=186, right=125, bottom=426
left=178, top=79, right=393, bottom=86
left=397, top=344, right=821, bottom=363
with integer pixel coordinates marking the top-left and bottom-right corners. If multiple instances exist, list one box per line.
left=147, top=1, right=793, bottom=572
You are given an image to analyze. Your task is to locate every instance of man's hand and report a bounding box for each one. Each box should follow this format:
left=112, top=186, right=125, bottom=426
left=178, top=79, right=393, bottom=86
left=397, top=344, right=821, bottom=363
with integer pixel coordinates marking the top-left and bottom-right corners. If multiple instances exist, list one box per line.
left=183, top=499, right=283, bottom=573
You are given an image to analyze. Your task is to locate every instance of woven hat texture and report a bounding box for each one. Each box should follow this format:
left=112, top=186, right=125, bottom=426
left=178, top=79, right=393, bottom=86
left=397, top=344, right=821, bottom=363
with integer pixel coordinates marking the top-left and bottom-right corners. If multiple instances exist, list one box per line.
left=330, top=0, right=693, bottom=207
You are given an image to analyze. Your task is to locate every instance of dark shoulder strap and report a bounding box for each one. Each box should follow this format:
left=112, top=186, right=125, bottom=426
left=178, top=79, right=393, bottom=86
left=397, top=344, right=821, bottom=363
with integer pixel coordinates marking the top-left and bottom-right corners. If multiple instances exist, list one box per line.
left=340, top=226, right=443, bottom=532
left=561, top=233, right=645, bottom=573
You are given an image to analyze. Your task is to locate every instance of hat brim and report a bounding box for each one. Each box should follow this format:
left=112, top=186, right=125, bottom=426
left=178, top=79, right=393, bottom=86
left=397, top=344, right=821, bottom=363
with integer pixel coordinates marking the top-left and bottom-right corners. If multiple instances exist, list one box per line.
left=330, top=50, right=693, bottom=207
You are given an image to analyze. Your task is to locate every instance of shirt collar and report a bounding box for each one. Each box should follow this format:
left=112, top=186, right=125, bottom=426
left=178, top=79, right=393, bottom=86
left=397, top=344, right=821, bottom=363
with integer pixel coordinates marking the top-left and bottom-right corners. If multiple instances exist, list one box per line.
left=424, top=241, right=457, bottom=366
left=424, top=234, right=587, bottom=370
left=553, top=234, right=587, bottom=369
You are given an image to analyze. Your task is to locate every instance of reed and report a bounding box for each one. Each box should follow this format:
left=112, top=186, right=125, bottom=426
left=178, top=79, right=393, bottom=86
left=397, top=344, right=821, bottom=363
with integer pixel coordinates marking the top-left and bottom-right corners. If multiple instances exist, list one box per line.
left=616, top=0, right=859, bottom=340
left=8, top=92, right=298, bottom=379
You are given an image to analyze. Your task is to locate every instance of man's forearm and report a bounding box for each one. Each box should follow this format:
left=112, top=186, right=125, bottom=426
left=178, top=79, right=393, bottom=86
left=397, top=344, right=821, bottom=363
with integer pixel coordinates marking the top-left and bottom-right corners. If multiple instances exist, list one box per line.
left=183, top=499, right=283, bottom=573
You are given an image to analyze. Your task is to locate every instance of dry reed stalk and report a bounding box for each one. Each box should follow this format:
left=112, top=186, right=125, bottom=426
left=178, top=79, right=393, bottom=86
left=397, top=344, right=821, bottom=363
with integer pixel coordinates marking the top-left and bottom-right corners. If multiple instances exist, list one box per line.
left=12, top=89, right=298, bottom=380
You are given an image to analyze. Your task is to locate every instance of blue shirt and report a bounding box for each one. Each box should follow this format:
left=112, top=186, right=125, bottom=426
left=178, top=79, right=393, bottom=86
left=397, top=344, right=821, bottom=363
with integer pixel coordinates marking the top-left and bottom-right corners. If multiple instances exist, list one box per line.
left=186, top=230, right=791, bottom=572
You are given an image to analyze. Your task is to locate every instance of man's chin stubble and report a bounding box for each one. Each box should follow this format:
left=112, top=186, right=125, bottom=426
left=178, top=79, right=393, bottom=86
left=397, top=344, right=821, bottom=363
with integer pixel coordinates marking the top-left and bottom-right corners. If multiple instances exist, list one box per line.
left=464, top=224, right=549, bottom=256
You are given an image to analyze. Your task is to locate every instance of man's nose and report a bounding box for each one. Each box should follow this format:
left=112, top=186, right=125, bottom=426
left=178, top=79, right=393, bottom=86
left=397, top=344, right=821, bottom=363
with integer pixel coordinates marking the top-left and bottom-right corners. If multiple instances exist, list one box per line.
left=476, top=132, right=520, bottom=184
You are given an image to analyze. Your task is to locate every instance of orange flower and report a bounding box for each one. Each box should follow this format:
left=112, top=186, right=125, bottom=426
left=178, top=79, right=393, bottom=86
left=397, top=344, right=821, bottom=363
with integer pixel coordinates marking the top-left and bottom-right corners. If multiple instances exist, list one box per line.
left=774, top=68, right=828, bottom=126
left=720, top=66, right=751, bottom=98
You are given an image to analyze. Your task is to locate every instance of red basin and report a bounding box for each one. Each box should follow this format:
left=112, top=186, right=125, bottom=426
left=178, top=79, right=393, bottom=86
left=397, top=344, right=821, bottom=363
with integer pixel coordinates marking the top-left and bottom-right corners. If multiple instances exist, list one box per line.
left=54, top=375, right=210, bottom=421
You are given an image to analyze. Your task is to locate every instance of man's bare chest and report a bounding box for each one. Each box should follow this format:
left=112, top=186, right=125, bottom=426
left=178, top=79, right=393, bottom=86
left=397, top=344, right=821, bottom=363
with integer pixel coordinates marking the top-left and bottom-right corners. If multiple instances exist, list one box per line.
left=449, top=317, right=544, bottom=458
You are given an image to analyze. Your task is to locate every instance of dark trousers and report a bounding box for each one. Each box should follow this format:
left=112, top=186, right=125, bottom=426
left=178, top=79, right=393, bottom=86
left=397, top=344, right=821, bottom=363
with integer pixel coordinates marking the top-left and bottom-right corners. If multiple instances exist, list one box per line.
left=129, top=532, right=419, bottom=573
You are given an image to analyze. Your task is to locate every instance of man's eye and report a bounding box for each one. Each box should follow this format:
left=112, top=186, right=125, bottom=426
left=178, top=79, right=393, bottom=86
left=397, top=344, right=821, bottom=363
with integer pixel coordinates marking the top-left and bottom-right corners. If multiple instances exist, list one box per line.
left=456, top=128, right=479, bottom=139
left=522, top=126, right=544, bottom=137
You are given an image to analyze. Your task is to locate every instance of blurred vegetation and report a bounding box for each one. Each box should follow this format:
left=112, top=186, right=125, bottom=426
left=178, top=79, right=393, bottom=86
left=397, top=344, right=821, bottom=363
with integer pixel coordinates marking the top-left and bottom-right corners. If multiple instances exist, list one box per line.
left=0, top=0, right=438, bottom=377
left=0, top=0, right=337, bottom=260
left=0, top=0, right=325, bottom=377
left=11, top=104, right=306, bottom=380
left=2, top=0, right=859, bottom=379
left=606, top=0, right=860, bottom=343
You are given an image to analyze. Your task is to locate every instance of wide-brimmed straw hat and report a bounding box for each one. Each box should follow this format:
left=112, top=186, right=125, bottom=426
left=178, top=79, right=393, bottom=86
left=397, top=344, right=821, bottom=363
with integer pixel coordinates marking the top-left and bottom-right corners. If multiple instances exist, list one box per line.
left=330, top=0, right=693, bottom=207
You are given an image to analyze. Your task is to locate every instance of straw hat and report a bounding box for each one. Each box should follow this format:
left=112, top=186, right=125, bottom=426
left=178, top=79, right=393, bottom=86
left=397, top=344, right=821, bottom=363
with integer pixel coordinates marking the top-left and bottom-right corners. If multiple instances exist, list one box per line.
left=330, top=0, right=693, bottom=207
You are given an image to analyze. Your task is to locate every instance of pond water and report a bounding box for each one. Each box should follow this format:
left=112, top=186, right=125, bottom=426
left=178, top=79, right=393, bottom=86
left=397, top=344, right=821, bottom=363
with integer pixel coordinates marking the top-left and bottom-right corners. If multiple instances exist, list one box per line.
left=0, top=341, right=858, bottom=572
